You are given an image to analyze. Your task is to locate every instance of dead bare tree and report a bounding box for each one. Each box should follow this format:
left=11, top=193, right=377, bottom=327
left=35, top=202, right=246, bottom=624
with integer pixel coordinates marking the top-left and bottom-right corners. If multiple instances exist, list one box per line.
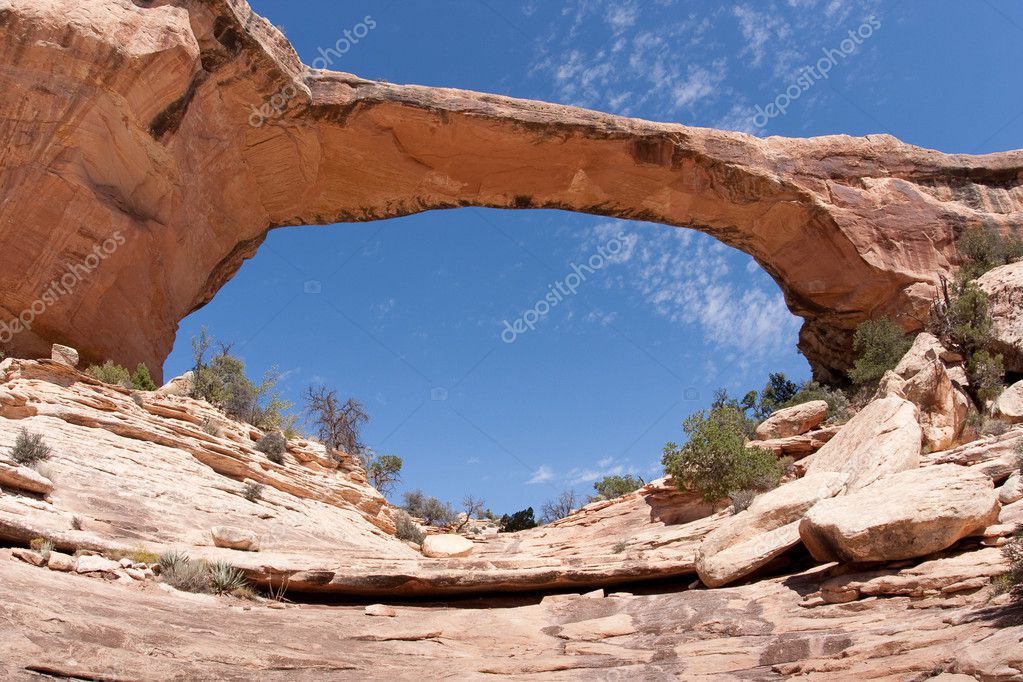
left=305, top=386, right=369, bottom=457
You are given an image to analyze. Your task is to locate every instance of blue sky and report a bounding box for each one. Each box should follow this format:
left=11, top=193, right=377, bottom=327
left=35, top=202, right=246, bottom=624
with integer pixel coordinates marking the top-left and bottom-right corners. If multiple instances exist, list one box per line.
left=165, top=1, right=1023, bottom=514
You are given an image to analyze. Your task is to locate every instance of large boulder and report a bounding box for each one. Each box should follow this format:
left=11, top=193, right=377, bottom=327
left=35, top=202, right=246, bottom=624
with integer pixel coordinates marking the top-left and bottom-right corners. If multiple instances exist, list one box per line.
left=877, top=332, right=971, bottom=450
left=0, top=457, right=54, bottom=495
left=156, top=371, right=195, bottom=397
left=754, top=400, right=828, bottom=440
left=50, top=344, right=79, bottom=368
left=421, top=534, right=474, bottom=558
left=799, top=464, right=999, bottom=563
left=210, top=526, right=260, bottom=552
left=805, top=396, right=922, bottom=490
left=695, top=472, right=848, bottom=587
left=978, top=261, right=1023, bottom=375
left=994, top=380, right=1023, bottom=424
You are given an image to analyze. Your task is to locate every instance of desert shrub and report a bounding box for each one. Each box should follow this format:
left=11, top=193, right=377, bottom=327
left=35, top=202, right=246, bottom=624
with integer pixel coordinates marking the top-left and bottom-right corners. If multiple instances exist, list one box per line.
left=968, top=349, right=1005, bottom=405
left=242, top=482, right=264, bottom=502
left=612, top=540, right=627, bottom=554
left=85, top=361, right=132, bottom=387
left=931, top=279, right=995, bottom=355
left=849, top=318, right=912, bottom=386
left=130, top=391, right=144, bottom=407
left=201, top=419, right=220, bottom=437
left=131, top=363, right=157, bottom=391
left=10, top=429, right=52, bottom=465
left=208, top=561, right=249, bottom=595
left=394, top=510, right=425, bottom=544
left=128, top=548, right=160, bottom=565
left=402, top=489, right=456, bottom=526
left=979, top=417, right=1011, bottom=437
left=190, top=329, right=295, bottom=432
left=541, top=490, right=579, bottom=523
left=728, top=489, right=757, bottom=514
left=590, top=474, right=644, bottom=502
left=160, top=556, right=210, bottom=593
left=781, top=381, right=852, bottom=424
left=662, top=406, right=783, bottom=503
left=956, top=226, right=1023, bottom=280
left=29, top=537, right=54, bottom=560
left=996, top=529, right=1023, bottom=600
left=499, top=507, right=537, bottom=532
left=364, top=452, right=403, bottom=496
left=255, top=432, right=287, bottom=464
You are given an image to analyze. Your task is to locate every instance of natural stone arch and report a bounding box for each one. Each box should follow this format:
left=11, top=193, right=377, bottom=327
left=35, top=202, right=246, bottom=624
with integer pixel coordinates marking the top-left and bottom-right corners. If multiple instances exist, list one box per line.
left=1, top=0, right=1021, bottom=382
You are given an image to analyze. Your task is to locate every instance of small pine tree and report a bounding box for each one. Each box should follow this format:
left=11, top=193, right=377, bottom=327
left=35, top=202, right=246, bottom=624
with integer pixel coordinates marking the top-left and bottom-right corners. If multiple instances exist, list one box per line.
left=848, top=318, right=912, bottom=386
left=85, top=361, right=132, bottom=387
left=131, top=363, right=157, bottom=391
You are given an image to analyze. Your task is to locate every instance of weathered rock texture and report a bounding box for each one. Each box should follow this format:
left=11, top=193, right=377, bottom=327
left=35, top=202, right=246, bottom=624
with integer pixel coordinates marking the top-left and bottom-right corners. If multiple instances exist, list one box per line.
left=0, top=1, right=1021, bottom=381
left=800, top=464, right=999, bottom=563
left=805, top=395, right=922, bottom=489
left=977, top=261, right=1023, bottom=375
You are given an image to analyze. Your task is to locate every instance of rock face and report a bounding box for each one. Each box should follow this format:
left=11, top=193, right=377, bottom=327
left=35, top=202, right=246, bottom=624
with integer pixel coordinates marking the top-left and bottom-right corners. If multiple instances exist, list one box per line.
left=878, top=333, right=970, bottom=450
left=799, top=464, right=999, bottom=563
left=0, top=457, right=54, bottom=495
left=0, top=1, right=1021, bottom=382
left=977, top=262, right=1023, bottom=375
left=805, top=396, right=922, bottom=490
left=421, top=534, right=474, bottom=558
left=994, top=380, right=1023, bottom=423
left=754, top=401, right=828, bottom=440
left=696, top=472, right=847, bottom=587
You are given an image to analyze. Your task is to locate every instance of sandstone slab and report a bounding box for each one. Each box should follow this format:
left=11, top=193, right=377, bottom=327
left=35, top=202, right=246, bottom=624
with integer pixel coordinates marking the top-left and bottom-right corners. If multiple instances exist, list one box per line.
left=805, top=396, right=922, bottom=490
left=696, top=472, right=848, bottom=587
left=799, top=464, right=999, bottom=563
left=75, top=555, right=121, bottom=574
left=755, top=401, right=828, bottom=440
left=999, top=472, right=1023, bottom=504
left=0, top=457, right=53, bottom=495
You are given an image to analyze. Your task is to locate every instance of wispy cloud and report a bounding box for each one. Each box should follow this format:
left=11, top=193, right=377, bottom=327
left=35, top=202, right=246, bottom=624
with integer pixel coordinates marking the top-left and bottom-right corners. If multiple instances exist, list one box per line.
left=585, top=221, right=800, bottom=358
left=527, top=465, right=555, bottom=485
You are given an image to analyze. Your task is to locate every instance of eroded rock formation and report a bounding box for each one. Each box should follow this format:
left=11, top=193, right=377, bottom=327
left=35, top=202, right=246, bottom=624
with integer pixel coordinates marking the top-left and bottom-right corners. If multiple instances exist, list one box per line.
left=1, top=0, right=1021, bottom=381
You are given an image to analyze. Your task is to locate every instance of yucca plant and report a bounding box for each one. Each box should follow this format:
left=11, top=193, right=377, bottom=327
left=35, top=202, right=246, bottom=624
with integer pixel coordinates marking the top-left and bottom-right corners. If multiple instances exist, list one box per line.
left=208, top=561, right=249, bottom=595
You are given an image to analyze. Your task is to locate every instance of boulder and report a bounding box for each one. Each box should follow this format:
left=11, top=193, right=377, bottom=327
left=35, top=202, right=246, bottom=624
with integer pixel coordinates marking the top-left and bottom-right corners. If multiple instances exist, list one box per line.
left=754, top=400, right=828, bottom=440
left=210, top=526, right=260, bottom=552
left=46, top=551, right=75, bottom=572
left=74, top=555, right=121, bottom=574
left=0, top=458, right=54, bottom=495
left=799, top=464, right=999, bottom=563
left=156, top=371, right=195, bottom=397
left=999, top=472, right=1023, bottom=505
left=50, top=344, right=79, bottom=368
left=977, top=262, right=1023, bottom=374
left=11, top=548, right=46, bottom=566
left=421, top=534, right=474, bottom=558
left=749, top=424, right=841, bottom=459
left=805, top=396, right=922, bottom=490
left=994, top=380, right=1023, bottom=423
left=365, top=604, right=397, bottom=617
left=877, top=333, right=970, bottom=450
left=696, top=472, right=848, bottom=587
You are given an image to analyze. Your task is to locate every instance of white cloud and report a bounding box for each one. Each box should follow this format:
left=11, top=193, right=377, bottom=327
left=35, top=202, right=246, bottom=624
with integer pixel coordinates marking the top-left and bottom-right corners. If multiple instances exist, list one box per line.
left=466, top=456, right=480, bottom=465
left=584, top=221, right=800, bottom=358
left=527, top=465, right=555, bottom=485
